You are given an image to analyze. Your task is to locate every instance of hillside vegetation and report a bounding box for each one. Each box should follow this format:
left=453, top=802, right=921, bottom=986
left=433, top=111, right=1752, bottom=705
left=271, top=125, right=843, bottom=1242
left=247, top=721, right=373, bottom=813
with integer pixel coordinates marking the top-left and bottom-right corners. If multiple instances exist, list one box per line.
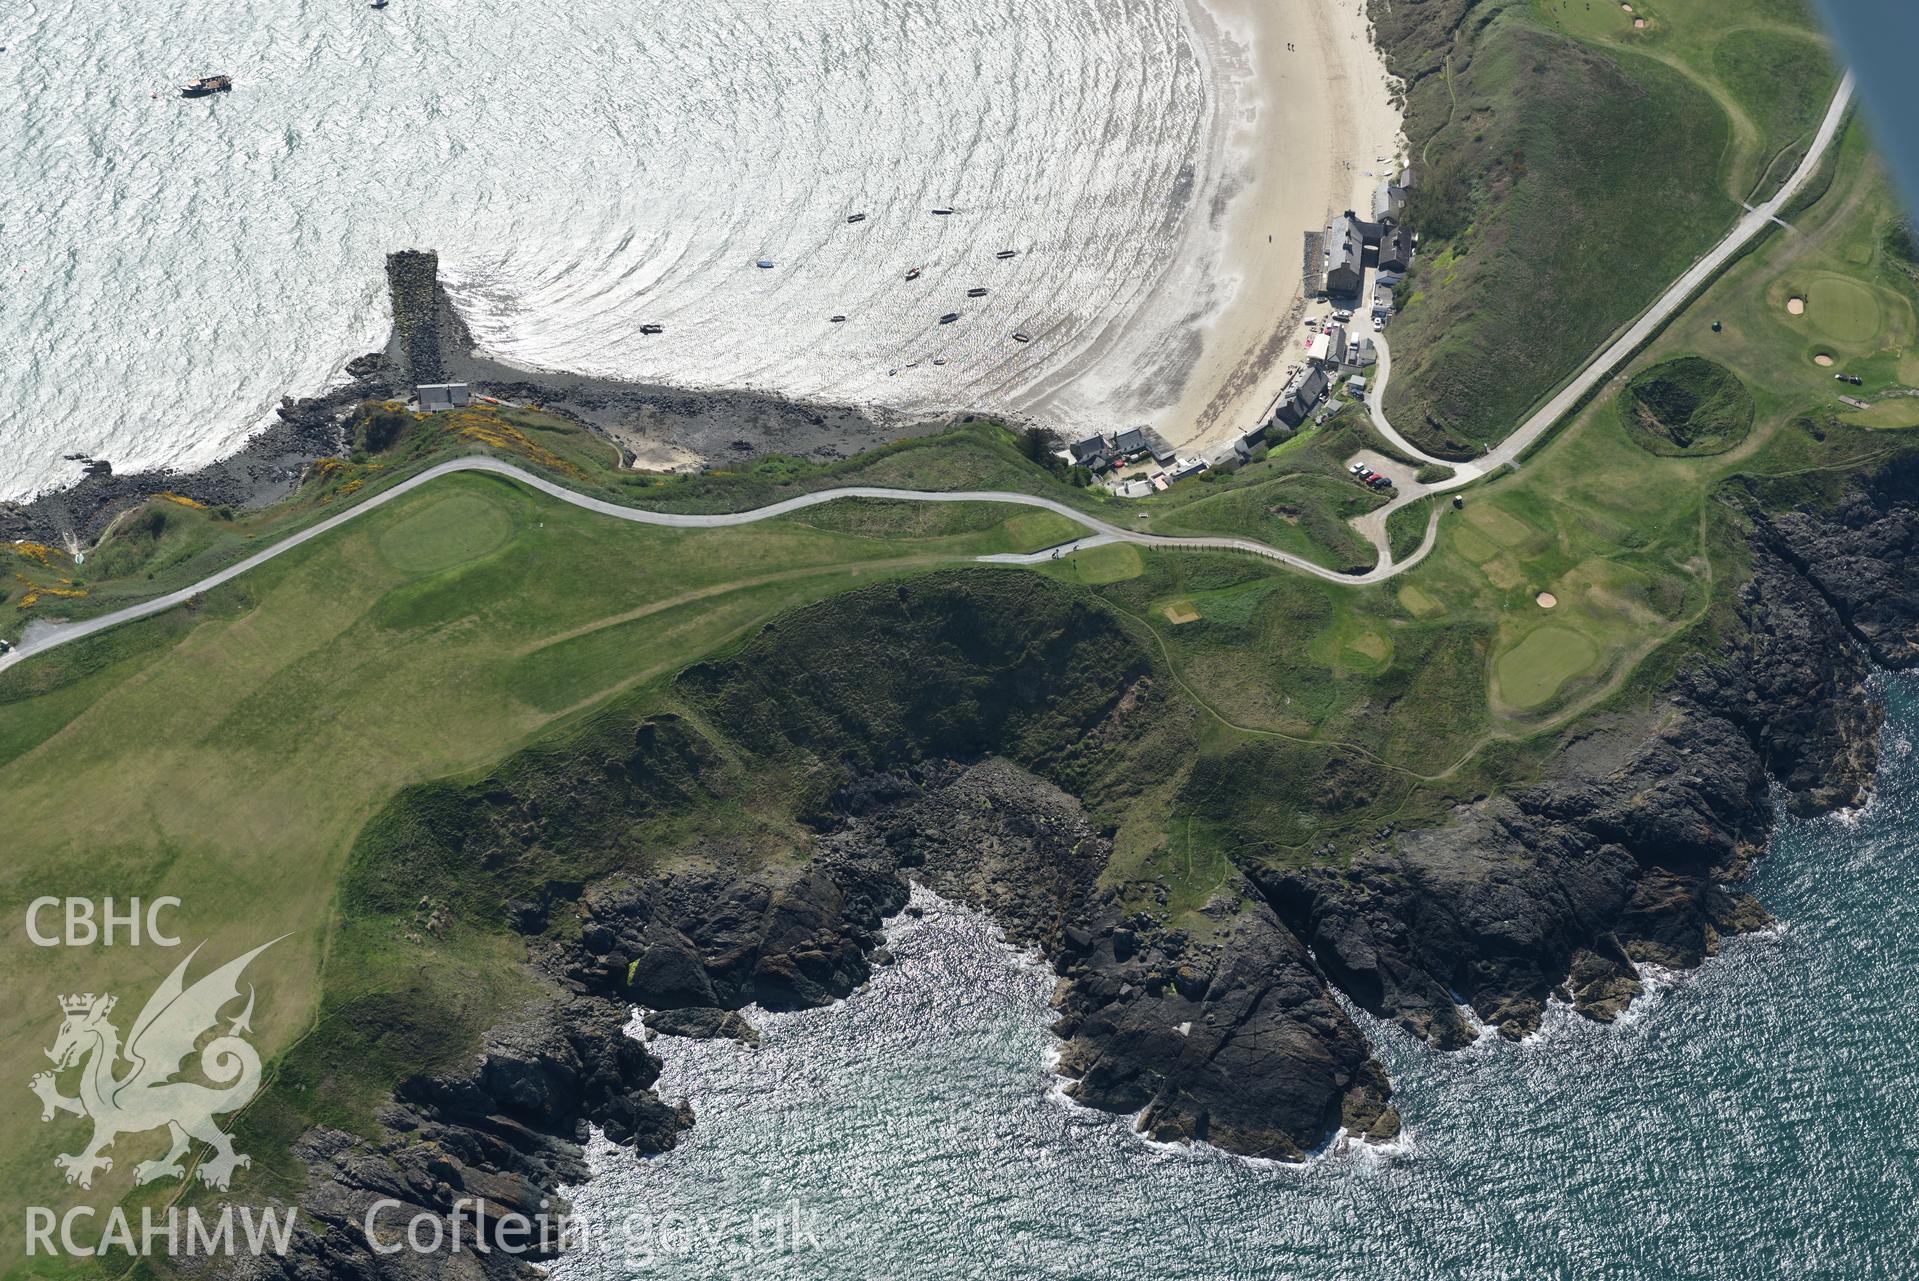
left=1372, top=0, right=1837, bottom=455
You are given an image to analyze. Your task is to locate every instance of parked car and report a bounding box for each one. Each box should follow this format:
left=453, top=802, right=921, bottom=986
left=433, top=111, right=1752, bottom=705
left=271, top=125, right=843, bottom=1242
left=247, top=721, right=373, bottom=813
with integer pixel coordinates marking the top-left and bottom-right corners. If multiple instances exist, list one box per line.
left=1350, top=462, right=1369, bottom=474
left=1369, top=476, right=1393, bottom=490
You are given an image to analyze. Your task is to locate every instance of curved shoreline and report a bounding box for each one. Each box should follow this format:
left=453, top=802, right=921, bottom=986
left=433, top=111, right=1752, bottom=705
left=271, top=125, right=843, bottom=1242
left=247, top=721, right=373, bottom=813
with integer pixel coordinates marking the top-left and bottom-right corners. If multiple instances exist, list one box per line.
left=0, top=76, right=1855, bottom=683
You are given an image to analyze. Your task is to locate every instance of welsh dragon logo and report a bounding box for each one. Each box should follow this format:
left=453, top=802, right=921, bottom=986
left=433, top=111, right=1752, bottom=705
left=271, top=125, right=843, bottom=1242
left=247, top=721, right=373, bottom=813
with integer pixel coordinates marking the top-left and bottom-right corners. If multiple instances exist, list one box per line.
left=30, top=939, right=280, bottom=1192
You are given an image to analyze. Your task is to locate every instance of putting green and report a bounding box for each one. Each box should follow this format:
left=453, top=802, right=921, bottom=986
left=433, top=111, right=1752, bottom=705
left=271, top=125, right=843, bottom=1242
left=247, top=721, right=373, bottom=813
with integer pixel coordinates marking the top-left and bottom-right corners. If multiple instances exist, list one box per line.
left=1463, top=503, right=1536, bottom=548
left=1452, top=524, right=1499, bottom=564
left=1398, top=584, right=1444, bottom=618
left=1496, top=625, right=1601, bottom=710
left=1063, top=542, right=1144, bottom=584
left=1342, top=629, right=1392, bottom=669
left=1800, top=274, right=1884, bottom=346
left=378, top=491, right=516, bottom=574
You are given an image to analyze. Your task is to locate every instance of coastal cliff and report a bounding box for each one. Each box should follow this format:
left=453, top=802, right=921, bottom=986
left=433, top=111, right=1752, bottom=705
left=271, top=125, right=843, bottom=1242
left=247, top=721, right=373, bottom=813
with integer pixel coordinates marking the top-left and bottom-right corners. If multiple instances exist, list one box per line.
left=227, top=460, right=1919, bottom=1281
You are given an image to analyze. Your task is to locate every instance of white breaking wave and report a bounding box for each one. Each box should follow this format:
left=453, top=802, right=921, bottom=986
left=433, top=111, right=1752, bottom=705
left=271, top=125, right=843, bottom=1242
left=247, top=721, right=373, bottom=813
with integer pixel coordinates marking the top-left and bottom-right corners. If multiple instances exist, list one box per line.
left=0, top=0, right=1210, bottom=501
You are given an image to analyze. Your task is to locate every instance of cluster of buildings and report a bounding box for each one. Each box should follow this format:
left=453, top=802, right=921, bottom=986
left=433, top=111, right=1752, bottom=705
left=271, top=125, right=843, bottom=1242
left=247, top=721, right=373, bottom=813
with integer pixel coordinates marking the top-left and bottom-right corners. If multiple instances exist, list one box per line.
left=1067, top=426, right=1203, bottom=496
left=1056, top=170, right=1418, bottom=501
left=1325, top=172, right=1415, bottom=298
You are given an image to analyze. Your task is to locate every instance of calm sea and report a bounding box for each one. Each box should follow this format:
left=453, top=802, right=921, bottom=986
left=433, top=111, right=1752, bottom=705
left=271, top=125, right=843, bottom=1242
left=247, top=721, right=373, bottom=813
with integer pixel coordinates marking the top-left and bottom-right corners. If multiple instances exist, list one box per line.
left=0, top=0, right=1209, bottom=502
left=554, top=676, right=1919, bottom=1279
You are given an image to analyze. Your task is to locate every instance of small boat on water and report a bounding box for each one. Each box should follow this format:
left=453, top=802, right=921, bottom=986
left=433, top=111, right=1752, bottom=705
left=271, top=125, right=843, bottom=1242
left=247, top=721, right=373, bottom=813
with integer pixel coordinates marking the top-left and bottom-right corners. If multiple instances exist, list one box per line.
left=966, top=287, right=987, bottom=298
left=933, top=357, right=948, bottom=366
left=1012, top=331, right=1031, bottom=343
left=830, top=315, right=847, bottom=323
left=756, top=259, right=775, bottom=269
left=370, top=0, right=389, bottom=9
left=640, top=323, right=664, bottom=335
left=846, top=213, right=866, bottom=223
left=931, top=207, right=955, bottom=216
left=181, top=74, right=232, bottom=98
left=939, top=312, right=959, bottom=324
left=995, top=249, right=1017, bottom=260
left=905, top=267, right=923, bottom=281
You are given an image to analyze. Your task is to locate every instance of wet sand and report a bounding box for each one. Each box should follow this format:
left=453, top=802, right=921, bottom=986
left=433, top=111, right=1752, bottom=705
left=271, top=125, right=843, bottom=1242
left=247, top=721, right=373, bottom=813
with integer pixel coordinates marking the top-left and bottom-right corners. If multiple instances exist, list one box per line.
left=1020, top=0, right=1403, bottom=454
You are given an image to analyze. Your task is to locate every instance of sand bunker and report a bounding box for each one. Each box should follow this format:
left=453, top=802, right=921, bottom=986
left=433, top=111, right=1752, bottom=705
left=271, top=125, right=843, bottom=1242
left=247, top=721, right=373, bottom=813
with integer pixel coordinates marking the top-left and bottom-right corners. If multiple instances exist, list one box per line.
left=1787, top=296, right=1806, bottom=315
left=1536, top=592, right=1558, bottom=609
left=1635, top=18, right=1647, bottom=28
left=1815, top=353, right=1835, bottom=367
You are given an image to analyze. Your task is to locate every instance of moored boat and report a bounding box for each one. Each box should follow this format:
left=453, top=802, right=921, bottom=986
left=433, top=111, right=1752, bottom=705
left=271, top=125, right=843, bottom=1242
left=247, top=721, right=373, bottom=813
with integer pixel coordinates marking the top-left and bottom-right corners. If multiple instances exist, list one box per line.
left=756, top=259, right=775, bottom=269
left=931, top=207, right=954, bottom=216
left=939, top=312, right=959, bottom=324
left=905, top=267, right=922, bottom=281
left=966, top=287, right=987, bottom=298
left=640, top=323, right=664, bottom=335
left=1012, top=331, right=1031, bottom=343
left=995, top=249, right=1016, bottom=259
left=181, top=74, right=232, bottom=98
left=846, top=213, right=866, bottom=223
left=830, top=315, right=847, bottom=322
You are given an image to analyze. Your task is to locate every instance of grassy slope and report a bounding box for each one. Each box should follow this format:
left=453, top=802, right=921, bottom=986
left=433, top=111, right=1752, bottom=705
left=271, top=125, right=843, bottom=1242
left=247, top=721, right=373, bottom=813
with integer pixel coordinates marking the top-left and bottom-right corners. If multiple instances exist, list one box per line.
left=1374, top=0, right=1837, bottom=456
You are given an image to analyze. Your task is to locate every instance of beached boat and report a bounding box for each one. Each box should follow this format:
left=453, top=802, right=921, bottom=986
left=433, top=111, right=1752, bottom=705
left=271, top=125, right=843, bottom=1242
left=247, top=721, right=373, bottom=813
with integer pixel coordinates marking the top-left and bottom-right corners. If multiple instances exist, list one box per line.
left=640, top=324, right=664, bottom=335
left=905, top=267, right=923, bottom=281
left=966, top=287, right=987, bottom=298
left=995, top=249, right=1016, bottom=260
left=181, top=74, right=232, bottom=98
left=939, top=312, right=959, bottom=324
left=1012, top=331, right=1031, bottom=343
left=756, top=259, right=775, bottom=269
left=846, top=213, right=866, bottom=223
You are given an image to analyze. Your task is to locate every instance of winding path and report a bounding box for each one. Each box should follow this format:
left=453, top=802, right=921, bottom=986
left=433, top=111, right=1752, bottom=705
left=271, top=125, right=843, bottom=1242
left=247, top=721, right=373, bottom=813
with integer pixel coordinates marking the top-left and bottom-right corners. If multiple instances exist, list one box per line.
left=0, top=76, right=1854, bottom=680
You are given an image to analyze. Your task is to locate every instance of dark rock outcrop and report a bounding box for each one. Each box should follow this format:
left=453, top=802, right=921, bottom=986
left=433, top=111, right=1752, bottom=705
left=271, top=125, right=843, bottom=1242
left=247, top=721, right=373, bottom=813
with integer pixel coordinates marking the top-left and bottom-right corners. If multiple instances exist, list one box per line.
left=1264, top=470, right=1919, bottom=1048
left=232, top=993, right=687, bottom=1281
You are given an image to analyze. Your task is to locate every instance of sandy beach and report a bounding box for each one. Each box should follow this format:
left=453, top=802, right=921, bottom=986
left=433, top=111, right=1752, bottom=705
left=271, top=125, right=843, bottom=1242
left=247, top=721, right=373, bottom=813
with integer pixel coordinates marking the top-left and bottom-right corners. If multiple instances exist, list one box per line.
left=1022, top=0, right=1403, bottom=454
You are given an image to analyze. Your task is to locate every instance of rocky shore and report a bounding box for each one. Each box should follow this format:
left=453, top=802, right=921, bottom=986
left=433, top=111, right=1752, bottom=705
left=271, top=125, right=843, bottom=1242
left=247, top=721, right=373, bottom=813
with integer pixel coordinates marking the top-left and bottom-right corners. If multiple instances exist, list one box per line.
left=1, top=250, right=942, bottom=549
left=226, top=461, right=1919, bottom=1281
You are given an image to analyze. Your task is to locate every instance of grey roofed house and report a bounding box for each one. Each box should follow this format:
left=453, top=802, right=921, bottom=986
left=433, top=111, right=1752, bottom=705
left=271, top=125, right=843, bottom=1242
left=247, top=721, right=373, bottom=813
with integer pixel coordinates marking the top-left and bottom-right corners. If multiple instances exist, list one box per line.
left=1274, top=366, right=1329, bottom=429
left=1113, top=426, right=1150, bottom=457
left=417, top=383, right=471, bottom=412
left=1325, top=211, right=1366, bottom=295
left=1372, top=176, right=1409, bottom=224
left=1318, top=322, right=1348, bottom=367
left=1069, top=433, right=1111, bottom=465
left=1379, top=224, right=1414, bottom=274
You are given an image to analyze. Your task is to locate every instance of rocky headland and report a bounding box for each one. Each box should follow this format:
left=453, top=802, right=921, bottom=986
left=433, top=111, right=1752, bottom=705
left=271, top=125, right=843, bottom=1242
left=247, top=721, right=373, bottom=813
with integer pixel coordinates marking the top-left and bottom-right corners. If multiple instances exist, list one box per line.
left=224, top=459, right=1919, bottom=1281
left=1, top=250, right=942, bottom=549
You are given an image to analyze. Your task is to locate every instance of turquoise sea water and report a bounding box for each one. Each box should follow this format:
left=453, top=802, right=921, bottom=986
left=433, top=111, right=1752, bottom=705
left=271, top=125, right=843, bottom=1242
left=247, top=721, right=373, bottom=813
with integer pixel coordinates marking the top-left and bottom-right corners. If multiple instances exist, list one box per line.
left=554, top=677, right=1919, bottom=1279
